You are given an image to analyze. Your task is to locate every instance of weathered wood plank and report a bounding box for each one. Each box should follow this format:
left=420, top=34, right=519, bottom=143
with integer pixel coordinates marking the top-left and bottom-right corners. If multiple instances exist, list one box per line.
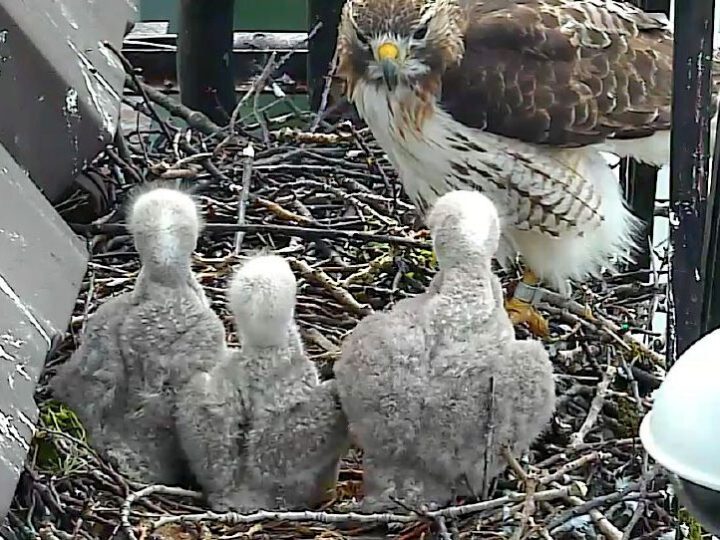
left=0, top=0, right=137, bottom=202
left=0, top=144, right=88, bottom=520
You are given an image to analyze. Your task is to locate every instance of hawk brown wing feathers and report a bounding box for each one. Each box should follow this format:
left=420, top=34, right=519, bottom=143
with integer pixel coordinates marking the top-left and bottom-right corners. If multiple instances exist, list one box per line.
left=441, top=0, right=715, bottom=148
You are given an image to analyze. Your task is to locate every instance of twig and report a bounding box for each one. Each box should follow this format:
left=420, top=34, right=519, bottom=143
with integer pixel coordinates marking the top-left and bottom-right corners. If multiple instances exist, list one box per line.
left=80, top=267, right=96, bottom=330
left=149, top=483, right=587, bottom=529
left=481, top=376, right=496, bottom=499
left=273, top=127, right=353, bottom=145
left=121, top=485, right=202, bottom=540
left=569, top=364, right=617, bottom=449
left=622, top=502, right=645, bottom=540
left=593, top=310, right=666, bottom=366
left=503, top=447, right=530, bottom=484
left=130, top=77, right=221, bottom=136
left=310, top=30, right=339, bottom=132
left=540, top=290, right=665, bottom=365
left=255, top=197, right=314, bottom=223
left=70, top=222, right=431, bottom=248
left=547, top=482, right=641, bottom=530
left=224, top=23, right=323, bottom=142
left=502, top=447, right=538, bottom=540
left=567, top=496, right=623, bottom=540
left=513, top=478, right=537, bottom=540
left=622, top=465, right=653, bottom=540
left=290, top=258, right=373, bottom=316
left=347, top=121, right=397, bottom=209
left=39, top=523, right=75, bottom=540
left=435, top=515, right=453, bottom=540
left=253, top=54, right=278, bottom=144
left=538, top=452, right=610, bottom=485
left=234, top=143, right=255, bottom=254
left=227, top=52, right=278, bottom=141
left=102, top=42, right=178, bottom=145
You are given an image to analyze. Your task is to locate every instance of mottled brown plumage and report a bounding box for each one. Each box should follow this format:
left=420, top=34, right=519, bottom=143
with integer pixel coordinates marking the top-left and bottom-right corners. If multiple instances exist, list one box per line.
left=444, top=0, right=677, bottom=146
left=337, top=0, right=704, bottom=147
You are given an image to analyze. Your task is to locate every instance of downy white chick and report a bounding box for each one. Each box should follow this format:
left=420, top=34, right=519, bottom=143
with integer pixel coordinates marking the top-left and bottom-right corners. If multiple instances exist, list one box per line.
left=334, top=190, right=556, bottom=511
left=51, top=186, right=226, bottom=484
left=176, top=255, right=350, bottom=511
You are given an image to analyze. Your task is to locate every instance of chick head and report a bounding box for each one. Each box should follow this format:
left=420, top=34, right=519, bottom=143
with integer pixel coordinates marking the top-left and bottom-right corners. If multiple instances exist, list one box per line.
left=128, top=187, right=202, bottom=272
left=426, top=190, right=500, bottom=268
left=228, top=255, right=298, bottom=347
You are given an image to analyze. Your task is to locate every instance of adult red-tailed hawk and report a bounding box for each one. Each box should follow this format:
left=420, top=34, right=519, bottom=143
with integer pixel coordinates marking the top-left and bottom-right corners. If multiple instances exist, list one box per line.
left=334, top=0, right=718, bottom=336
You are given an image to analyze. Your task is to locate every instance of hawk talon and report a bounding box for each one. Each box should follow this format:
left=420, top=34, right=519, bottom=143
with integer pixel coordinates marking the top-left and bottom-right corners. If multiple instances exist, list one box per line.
left=505, top=296, right=550, bottom=337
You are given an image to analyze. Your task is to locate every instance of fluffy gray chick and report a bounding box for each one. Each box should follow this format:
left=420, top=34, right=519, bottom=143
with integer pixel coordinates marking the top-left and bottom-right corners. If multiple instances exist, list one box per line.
left=176, top=255, right=349, bottom=511
left=51, top=186, right=226, bottom=484
left=334, top=190, right=556, bottom=511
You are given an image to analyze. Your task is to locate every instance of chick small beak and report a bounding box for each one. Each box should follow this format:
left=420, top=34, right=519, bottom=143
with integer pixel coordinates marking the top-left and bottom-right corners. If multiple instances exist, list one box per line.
left=377, top=42, right=400, bottom=91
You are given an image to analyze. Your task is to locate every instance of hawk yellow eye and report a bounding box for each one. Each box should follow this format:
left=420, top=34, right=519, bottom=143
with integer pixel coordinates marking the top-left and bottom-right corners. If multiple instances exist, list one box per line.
left=377, top=42, right=399, bottom=61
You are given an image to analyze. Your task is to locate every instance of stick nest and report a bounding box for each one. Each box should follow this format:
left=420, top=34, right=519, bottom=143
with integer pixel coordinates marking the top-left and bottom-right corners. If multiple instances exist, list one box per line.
left=7, top=66, right=681, bottom=540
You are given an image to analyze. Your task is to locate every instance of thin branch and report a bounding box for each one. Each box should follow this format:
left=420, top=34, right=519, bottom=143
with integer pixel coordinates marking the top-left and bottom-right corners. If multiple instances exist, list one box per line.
left=146, top=483, right=587, bottom=529
left=234, top=143, right=255, bottom=254
left=481, top=376, right=497, bottom=499
left=227, top=52, right=278, bottom=140
left=569, top=364, right=617, bottom=449
left=289, top=258, right=373, bottom=316
left=70, top=222, right=431, bottom=248
left=121, top=485, right=202, bottom=540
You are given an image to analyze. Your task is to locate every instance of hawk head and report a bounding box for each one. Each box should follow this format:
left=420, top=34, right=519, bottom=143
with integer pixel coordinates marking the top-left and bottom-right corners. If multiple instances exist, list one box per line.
left=336, top=0, right=465, bottom=98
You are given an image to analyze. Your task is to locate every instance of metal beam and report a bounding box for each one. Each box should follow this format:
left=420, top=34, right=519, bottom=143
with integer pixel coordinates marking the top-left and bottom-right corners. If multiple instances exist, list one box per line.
left=622, top=161, right=658, bottom=272
left=307, top=0, right=344, bottom=111
left=123, top=26, right=309, bottom=93
left=177, top=0, right=236, bottom=125
left=621, top=0, right=670, bottom=272
left=668, top=0, right=715, bottom=362
left=701, top=93, right=720, bottom=334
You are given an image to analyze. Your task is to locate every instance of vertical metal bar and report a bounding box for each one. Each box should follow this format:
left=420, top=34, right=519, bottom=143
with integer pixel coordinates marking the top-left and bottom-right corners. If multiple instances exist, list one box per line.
left=621, top=0, right=669, bottom=272
left=177, top=0, right=236, bottom=125
left=622, top=160, right=658, bottom=272
left=668, top=0, right=714, bottom=362
left=701, top=98, right=720, bottom=333
left=307, top=0, right=344, bottom=111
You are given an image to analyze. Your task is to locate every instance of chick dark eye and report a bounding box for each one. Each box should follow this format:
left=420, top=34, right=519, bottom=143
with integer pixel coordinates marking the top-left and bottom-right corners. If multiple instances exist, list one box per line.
left=413, top=24, right=428, bottom=40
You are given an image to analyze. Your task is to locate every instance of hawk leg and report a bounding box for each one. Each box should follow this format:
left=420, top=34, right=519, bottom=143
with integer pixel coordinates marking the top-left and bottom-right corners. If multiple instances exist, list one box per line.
left=504, top=269, right=550, bottom=337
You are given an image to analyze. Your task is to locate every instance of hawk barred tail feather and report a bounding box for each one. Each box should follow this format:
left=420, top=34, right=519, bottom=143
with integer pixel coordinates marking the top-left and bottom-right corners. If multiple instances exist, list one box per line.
left=335, top=0, right=720, bottom=336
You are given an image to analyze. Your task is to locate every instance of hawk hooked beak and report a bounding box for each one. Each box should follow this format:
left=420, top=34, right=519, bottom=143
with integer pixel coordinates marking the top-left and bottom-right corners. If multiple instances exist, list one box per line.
left=376, top=41, right=400, bottom=91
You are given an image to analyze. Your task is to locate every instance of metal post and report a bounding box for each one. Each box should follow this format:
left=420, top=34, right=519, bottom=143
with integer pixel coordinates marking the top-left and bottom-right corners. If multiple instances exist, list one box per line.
left=701, top=100, right=720, bottom=334
left=668, top=0, right=715, bottom=363
left=177, top=0, right=236, bottom=125
left=621, top=0, right=670, bottom=272
left=307, top=0, right=344, bottom=111
left=622, top=160, right=658, bottom=271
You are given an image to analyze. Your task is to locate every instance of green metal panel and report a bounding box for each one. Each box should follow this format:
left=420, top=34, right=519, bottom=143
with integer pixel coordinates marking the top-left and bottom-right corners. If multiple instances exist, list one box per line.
left=234, top=0, right=307, bottom=30
left=139, top=0, right=176, bottom=21
left=139, top=0, right=307, bottom=31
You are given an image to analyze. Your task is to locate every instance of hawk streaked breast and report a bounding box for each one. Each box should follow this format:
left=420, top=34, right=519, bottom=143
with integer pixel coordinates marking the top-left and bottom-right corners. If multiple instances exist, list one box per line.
left=334, top=0, right=719, bottom=335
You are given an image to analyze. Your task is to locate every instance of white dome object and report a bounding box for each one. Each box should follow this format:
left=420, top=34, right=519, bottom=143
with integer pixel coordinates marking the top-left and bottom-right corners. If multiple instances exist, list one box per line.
left=639, top=328, right=720, bottom=490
